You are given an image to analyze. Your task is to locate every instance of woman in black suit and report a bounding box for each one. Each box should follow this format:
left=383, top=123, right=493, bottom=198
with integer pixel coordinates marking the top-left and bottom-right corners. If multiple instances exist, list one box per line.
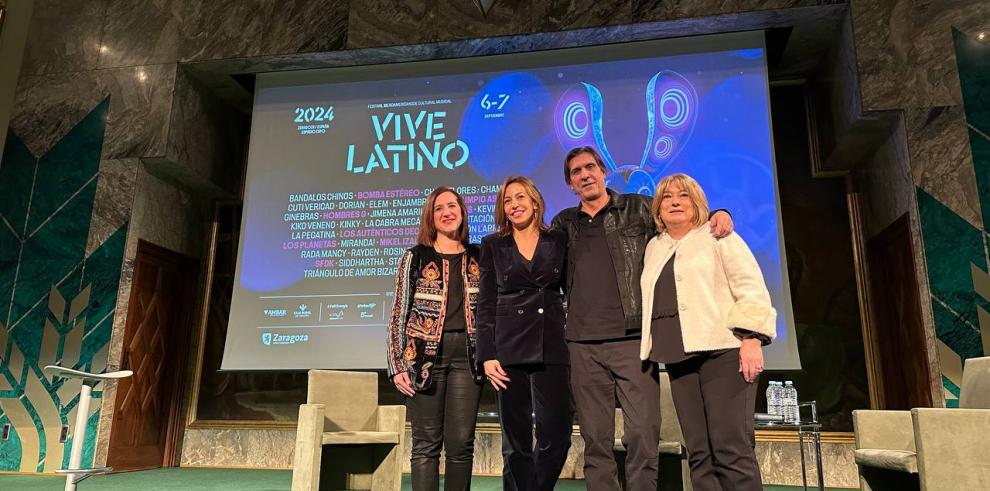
left=477, top=175, right=573, bottom=491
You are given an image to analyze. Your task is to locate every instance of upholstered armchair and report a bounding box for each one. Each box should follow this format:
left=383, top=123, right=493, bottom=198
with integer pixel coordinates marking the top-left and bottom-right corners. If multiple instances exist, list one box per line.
left=615, top=371, right=693, bottom=491
left=853, top=356, right=990, bottom=491
left=291, top=370, right=405, bottom=491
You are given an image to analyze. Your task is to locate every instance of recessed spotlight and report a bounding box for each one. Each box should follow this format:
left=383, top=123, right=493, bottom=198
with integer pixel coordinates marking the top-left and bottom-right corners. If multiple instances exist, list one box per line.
left=137, top=71, right=148, bottom=82
left=98, top=44, right=109, bottom=54
left=978, top=31, right=988, bottom=42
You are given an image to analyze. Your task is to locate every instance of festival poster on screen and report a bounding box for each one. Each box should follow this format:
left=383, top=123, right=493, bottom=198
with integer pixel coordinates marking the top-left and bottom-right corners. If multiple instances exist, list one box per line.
left=224, top=41, right=798, bottom=370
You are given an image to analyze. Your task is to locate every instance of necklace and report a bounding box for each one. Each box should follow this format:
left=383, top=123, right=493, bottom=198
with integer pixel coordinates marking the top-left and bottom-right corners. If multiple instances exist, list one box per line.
left=435, top=242, right=464, bottom=255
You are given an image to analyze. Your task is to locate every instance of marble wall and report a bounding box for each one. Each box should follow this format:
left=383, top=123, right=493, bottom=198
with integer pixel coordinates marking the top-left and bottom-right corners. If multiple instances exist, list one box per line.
left=2, top=0, right=988, bottom=485
left=913, top=30, right=990, bottom=406
left=180, top=426, right=296, bottom=469
left=849, top=1, right=990, bottom=404
left=0, top=0, right=30, bottom=159
left=179, top=425, right=858, bottom=488
left=850, top=115, right=942, bottom=406
left=0, top=99, right=127, bottom=472
left=805, top=0, right=990, bottom=407
left=851, top=0, right=990, bottom=112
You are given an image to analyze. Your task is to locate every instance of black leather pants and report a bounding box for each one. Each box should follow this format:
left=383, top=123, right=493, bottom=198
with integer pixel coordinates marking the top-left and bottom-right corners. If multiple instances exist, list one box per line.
left=407, top=331, right=483, bottom=491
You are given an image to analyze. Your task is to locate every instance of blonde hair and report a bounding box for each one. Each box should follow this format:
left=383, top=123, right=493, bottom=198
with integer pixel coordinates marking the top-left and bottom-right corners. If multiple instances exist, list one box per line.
left=650, top=173, right=710, bottom=233
left=495, top=175, right=549, bottom=236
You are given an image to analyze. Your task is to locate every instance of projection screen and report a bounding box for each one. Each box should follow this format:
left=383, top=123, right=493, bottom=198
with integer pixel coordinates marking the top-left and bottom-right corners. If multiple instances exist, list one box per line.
left=221, top=31, right=800, bottom=371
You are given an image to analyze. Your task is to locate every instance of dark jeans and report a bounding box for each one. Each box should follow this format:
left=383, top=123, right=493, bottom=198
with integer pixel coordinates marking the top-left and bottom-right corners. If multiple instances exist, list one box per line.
left=666, top=349, right=762, bottom=491
left=407, top=331, right=483, bottom=491
left=497, top=363, right=573, bottom=491
left=568, top=338, right=661, bottom=491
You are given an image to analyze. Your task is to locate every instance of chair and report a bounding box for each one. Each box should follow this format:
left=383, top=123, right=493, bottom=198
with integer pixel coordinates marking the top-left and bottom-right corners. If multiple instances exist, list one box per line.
left=43, top=365, right=132, bottom=491
left=614, top=371, right=692, bottom=491
left=853, top=356, right=990, bottom=491
left=291, top=370, right=405, bottom=491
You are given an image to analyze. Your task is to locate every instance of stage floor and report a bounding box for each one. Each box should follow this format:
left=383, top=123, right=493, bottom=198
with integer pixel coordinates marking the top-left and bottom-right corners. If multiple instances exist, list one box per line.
left=0, top=468, right=841, bottom=490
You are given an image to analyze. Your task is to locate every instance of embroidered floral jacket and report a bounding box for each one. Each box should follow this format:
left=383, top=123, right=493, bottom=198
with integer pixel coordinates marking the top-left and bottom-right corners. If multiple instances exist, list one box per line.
left=386, top=244, right=482, bottom=390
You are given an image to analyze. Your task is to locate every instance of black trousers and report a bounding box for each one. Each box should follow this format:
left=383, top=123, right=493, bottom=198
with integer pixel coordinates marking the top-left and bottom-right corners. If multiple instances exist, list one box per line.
left=497, top=363, right=573, bottom=491
left=666, top=349, right=762, bottom=491
left=568, top=338, right=661, bottom=491
left=407, top=331, right=483, bottom=491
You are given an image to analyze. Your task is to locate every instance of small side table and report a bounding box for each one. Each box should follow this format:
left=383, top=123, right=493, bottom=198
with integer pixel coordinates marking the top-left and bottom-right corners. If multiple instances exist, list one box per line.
left=44, top=365, right=132, bottom=491
left=755, top=401, right=824, bottom=491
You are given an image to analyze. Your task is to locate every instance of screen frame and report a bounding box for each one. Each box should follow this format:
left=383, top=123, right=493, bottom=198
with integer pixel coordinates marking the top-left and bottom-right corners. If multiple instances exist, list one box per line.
left=222, top=29, right=799, bottom=371
left=258, top=31, right=766, bottom=89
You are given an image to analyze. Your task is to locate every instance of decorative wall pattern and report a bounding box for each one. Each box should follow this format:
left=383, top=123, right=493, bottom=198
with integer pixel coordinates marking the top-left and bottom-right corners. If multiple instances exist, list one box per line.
left=1, top=0, right=985, bottom=485
left=0, top=100, right=127, bottom=471
left=916, top=29, right=990, bottom=406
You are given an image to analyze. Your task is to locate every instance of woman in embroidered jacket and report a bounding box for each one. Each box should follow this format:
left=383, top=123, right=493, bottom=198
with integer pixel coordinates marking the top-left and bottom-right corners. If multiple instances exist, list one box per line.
left=386, top=186, right=483, bottom=491
left=639, top=174, right=776, bottom=491
left=476, top=176, right=572, bottom=491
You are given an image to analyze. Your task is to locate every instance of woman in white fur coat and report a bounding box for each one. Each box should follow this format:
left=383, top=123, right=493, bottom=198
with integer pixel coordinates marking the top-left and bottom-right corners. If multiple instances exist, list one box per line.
left=639, top=173, right=776, bottom=491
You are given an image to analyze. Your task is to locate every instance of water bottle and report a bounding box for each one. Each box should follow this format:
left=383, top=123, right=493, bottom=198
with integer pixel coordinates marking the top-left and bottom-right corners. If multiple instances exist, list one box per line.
left=775, top=381, right=787, bottom=420
left=783, top=381, right=799, bottom=423
left=765, top=381, right=780, bottom=417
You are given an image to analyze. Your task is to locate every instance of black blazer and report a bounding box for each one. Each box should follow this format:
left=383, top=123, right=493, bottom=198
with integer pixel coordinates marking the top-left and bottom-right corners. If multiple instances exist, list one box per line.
left=476, top=229, right=569, bottom=366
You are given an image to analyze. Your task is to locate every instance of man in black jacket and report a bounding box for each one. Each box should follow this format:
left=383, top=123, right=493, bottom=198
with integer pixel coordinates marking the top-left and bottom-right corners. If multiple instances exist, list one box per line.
left=551, top=146, right=732, bottom=491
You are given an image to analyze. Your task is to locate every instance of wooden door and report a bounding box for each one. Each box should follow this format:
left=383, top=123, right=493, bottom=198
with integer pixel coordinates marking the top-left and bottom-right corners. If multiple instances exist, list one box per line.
left=107, top=240, right=198, bottom=470
left=867, top=214, right=933, bottom=409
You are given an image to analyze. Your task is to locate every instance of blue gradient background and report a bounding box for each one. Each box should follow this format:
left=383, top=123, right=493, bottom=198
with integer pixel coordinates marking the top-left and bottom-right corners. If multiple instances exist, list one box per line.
left=230, top=42, right=800, bottom=369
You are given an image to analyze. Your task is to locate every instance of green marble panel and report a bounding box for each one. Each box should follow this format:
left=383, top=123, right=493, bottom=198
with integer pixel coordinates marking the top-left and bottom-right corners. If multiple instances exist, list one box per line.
left=943, top=376, right=960, bottom=408
left=60, top=410, right=102, bottom=470
left=0, top=132, right=35, bottom=237
left=11, top=180, right=96, bottom=325
left=916, top=188, right=985, bottom=325
left=971, top=128, right=990, bottom=234
left=924, top=30, right=990, bottom=402
left=953, top=28, right=990, bottom=136
left=25, top=99, right=106, bottom=235
left=932, top=299, right=984, bottom=361
left=81, top=410, right=100, bottom=468
left=0, top=100, right=127, bottom=473
left=81, top=226, right=127, bottom=343
left=54, top=265, right=85, bottom=317
left=0, top=224, right=18, bottom=325
left=0, top=414, right=23, bottom=470
left=10, top=308, right=47, bottom=363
